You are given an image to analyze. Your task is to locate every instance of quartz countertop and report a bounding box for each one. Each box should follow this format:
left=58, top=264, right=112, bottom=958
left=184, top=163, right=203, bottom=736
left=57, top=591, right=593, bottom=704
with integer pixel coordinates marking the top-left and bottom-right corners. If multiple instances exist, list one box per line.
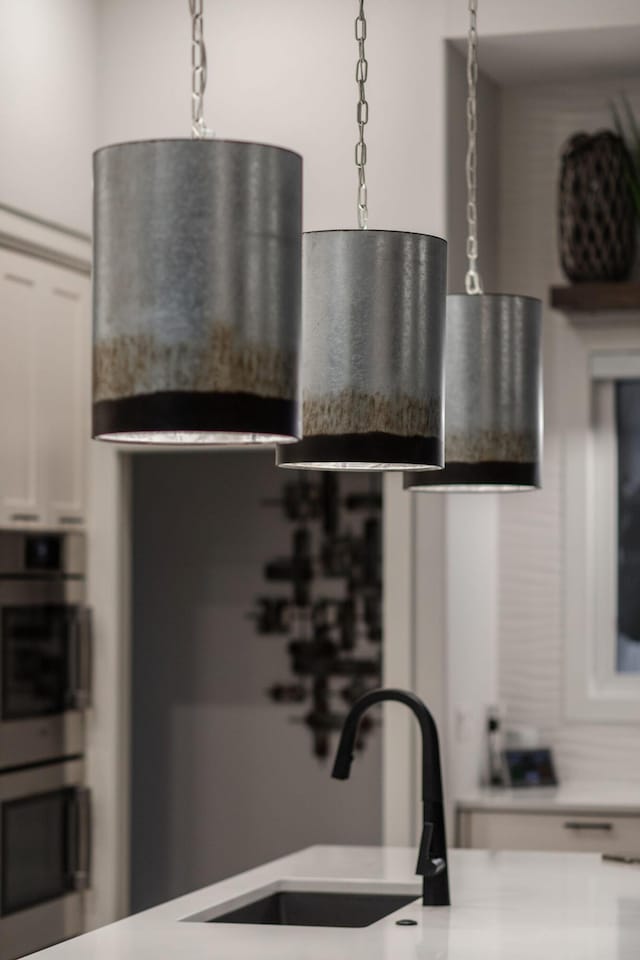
left=457, top=780, right=640, bottom=815
left=29, top=845, right=640, bottom=959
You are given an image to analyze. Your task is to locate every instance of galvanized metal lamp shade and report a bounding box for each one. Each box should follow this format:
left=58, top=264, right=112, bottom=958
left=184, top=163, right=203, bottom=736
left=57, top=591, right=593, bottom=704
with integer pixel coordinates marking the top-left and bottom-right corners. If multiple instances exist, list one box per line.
left=276, top=229, right=447, bottom=470
left=92, top=139, right=302, bottom=444
left=404, top=293, right=542, bottom=491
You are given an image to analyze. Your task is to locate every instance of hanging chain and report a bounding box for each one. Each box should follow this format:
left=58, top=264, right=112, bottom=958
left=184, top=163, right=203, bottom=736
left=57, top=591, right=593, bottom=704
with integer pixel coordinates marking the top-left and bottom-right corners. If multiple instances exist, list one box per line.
left=355, top=0, right=369, bottom=229
left=190, top=0, right=213, bottom=139
left=465, top=0, right=483, bottom=294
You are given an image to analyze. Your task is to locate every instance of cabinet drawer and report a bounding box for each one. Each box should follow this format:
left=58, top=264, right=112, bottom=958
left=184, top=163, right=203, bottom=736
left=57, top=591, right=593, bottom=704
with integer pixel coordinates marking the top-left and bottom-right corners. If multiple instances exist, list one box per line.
left=460, top=810, right=640, bottom=856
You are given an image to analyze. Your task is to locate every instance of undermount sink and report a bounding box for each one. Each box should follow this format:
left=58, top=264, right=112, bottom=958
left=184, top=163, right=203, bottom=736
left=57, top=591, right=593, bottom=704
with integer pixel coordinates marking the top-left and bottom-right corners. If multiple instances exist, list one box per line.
left=184, top=882, right=420, bottom=929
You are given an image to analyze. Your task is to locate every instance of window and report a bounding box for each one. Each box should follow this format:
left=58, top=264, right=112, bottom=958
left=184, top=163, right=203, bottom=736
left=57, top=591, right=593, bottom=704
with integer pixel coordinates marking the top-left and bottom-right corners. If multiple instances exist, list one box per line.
left=592, top=362, right=640, bottom=680
left=565, top=337, right=640, bottom=722
left=614, top=380, right=640, bottom=673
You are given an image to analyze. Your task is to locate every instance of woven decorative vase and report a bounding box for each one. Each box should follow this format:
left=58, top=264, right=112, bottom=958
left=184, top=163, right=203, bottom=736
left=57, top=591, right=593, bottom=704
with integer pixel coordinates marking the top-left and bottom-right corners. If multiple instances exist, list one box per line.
left=559, top=131, right=636, bottom=283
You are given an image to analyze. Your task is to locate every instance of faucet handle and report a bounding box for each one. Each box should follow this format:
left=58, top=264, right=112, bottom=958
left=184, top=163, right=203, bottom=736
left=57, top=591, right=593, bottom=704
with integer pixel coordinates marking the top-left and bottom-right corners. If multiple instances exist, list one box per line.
left=416, top=822, right=447, bottom=878
left=416, top=821, right=433, bottom=875
left=423, top=857, right=446, bottom=878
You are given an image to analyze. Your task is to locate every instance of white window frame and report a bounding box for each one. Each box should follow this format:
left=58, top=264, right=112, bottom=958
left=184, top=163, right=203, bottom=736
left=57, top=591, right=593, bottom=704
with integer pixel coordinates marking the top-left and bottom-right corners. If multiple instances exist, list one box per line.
left=563, top=321, right=640, bottom=722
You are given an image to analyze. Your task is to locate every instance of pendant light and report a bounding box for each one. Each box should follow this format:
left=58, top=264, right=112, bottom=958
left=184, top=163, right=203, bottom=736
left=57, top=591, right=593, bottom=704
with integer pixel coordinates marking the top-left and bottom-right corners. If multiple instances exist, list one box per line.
left=277, top=1, right=446, bottom=471
left=404, top=0, right=542, bottom=492
left=92, top=0, right=302, bottom=445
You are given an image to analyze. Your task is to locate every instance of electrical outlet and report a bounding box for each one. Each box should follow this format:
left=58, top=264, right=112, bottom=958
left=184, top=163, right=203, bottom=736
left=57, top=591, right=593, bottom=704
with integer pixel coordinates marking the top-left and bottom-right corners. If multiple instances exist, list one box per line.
left=454, top=706, right=471, bottom=743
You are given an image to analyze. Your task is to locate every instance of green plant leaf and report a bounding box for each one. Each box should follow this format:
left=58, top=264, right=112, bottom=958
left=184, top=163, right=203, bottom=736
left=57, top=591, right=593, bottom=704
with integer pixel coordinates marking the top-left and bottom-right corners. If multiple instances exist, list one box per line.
left=610, top=95, right=640, bottom=219
left=629, top=177, right=640, bottom=219
left=611, top=98, right=626, bottom=141
left=622, top=92, right=640, bottom=157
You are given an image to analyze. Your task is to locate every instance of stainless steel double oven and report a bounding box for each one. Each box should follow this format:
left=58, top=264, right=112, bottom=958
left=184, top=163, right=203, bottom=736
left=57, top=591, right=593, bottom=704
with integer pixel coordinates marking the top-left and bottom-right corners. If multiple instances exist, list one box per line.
left=0, top=531, right=91, bottom=960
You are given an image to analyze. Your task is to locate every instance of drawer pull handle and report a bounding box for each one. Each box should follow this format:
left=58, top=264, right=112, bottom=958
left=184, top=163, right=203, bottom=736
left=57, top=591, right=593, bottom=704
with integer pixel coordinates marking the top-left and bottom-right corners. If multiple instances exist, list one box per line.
left=563, top=821, right=613, bottom=831
left=11, top=512, right=40, bottom=522
left=59, top=516, right=84, bottom=525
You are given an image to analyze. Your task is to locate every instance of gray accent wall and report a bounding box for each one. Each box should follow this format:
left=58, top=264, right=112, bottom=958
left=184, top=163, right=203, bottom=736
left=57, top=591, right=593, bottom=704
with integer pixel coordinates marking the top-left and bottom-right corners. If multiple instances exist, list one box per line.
left=131, top=451, right=382, bottom=913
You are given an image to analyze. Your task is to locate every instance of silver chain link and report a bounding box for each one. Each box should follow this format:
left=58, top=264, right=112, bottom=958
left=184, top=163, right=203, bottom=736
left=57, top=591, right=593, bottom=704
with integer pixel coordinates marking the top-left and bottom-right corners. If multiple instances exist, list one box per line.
left=355, top=0, right=369, bottom=229
left=189, top=0, right=213, bottom=139
left=465, top=0, right=483, bottom=294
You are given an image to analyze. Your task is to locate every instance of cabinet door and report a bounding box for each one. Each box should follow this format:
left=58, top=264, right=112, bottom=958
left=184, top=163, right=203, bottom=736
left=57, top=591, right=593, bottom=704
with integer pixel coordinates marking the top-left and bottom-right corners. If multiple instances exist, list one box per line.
left=461, top=809, right=640, bottom=856
left=0, top=250, right=43, bottom=525
left=35, top=260, right=90, bottom=527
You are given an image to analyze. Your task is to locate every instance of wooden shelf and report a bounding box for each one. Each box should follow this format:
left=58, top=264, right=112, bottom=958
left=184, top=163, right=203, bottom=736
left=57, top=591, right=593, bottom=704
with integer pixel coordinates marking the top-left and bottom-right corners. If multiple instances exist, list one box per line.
left=550, top=282, right=640, bottom=312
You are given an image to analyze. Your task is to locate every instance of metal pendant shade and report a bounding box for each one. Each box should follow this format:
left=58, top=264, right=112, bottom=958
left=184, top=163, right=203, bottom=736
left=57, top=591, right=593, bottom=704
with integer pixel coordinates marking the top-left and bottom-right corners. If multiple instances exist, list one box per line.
left=276, top=229, right=447, bottom=470
left=405, top=0, right=543, bottom=492
left=92, top=139, right=302, bottom=444
left=404, top=293, right=542, bottom=491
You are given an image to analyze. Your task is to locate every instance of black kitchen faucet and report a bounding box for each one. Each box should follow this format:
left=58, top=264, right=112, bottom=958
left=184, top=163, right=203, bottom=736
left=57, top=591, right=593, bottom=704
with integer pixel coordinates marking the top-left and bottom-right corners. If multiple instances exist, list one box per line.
left=331, top=687, right=450, bottom=907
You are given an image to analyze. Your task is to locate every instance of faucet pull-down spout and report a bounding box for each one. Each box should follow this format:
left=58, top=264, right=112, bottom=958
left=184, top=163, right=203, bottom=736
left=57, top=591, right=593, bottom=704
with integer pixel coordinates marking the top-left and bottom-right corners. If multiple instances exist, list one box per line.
left=331, top=687, right=450, bottom=907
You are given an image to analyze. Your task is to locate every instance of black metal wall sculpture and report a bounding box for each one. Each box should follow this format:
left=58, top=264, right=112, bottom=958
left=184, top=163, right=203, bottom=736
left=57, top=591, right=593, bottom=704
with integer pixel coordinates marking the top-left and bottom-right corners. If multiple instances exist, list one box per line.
left=252, top=474, right=382, bottom=758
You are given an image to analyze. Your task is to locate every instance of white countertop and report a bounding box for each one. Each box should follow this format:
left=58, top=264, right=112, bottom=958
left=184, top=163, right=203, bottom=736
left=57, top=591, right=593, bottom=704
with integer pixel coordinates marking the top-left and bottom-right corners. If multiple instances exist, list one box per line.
left=30, top=845, right=640, bottom=960
left=457, top=780, right=640, bottom=815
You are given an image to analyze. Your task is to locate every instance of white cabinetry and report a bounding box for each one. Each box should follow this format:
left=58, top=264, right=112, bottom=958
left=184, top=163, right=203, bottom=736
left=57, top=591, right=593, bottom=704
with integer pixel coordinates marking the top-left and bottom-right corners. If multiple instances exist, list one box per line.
left=0, top=251, right=40, bottom=523
left=0, top=244, right=90, bottom=529
left=457, top=809, right=640, bottom=856
left=36, top=257, right=90, bottom=527
left=456, top=786, right=640, bottom=856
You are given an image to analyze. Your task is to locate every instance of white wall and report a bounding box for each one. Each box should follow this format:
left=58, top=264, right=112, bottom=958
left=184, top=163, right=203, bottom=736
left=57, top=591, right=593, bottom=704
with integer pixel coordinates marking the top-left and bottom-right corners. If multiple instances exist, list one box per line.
left=85, top=447, right=131, bottom=927
left=95, top=0, right=447, bottom=235
left=0, top=0, right=96, bottom=232
left=433, top=49, right=502, bottom=807
left=497, top=76, right=640, bottom=783
left=445, top=47, right=500, bottom=295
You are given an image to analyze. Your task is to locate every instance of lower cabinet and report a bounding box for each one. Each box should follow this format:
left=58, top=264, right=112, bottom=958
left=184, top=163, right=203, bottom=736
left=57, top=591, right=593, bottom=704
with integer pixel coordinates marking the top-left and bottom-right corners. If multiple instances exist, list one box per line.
left=457, top=808, right=640, bottom=856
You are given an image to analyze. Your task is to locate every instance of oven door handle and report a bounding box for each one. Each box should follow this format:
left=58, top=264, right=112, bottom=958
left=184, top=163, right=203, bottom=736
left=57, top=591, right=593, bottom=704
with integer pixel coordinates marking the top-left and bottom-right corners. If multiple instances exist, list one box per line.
left=67, top=786, right=92, bottom=891
left=67, top=607, right=92, bottom=710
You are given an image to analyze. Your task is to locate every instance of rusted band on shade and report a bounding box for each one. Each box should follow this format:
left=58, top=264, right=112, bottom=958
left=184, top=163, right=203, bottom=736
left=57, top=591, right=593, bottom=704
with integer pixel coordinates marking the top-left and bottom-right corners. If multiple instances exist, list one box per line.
left=93, top=327, right=297, bottom=404
left=445, top=430, right=539, bottom=464
left=302, top=390, right=441, bottom=439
